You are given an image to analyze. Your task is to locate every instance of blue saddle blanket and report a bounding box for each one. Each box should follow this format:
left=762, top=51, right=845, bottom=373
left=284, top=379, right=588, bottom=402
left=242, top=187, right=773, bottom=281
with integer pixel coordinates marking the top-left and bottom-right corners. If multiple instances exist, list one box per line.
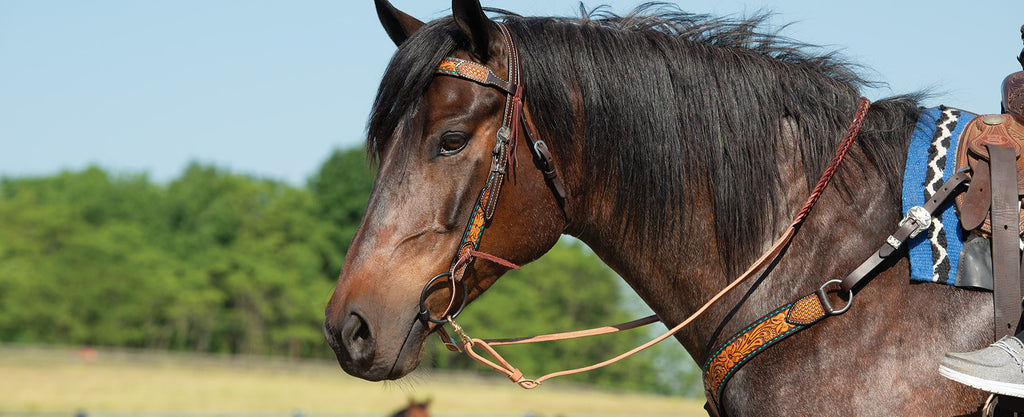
left=902, top=106, right=977, bottom=285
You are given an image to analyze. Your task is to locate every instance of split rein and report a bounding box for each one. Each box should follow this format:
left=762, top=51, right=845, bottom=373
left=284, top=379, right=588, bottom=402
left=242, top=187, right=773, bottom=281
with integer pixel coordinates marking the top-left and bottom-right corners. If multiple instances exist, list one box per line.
left=445, top=97, right=870, bottom=388
left=416, top=22, right=874, bottom=389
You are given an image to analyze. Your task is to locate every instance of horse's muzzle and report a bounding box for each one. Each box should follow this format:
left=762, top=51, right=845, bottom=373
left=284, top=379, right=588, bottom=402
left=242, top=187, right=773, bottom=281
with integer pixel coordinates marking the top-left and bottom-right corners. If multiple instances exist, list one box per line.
left=323, top=307, right=383, bottom=380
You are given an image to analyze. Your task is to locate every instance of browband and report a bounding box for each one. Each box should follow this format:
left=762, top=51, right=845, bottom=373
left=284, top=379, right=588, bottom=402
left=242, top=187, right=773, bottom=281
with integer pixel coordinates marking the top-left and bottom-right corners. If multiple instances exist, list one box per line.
left=436, top=57, right=516, bottom=94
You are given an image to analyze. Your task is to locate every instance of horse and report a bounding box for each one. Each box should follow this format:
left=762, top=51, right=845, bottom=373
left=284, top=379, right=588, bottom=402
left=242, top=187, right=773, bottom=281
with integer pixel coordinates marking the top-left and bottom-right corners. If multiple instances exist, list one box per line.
left=389, top=399, right=431, bottom=417
left=323, top=0, right=997, bottom=415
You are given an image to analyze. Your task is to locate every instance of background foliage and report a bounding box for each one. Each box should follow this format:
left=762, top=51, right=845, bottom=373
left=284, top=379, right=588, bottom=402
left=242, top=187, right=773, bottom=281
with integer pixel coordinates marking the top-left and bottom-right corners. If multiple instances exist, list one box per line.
left=0, top=147, right=701, bottom=396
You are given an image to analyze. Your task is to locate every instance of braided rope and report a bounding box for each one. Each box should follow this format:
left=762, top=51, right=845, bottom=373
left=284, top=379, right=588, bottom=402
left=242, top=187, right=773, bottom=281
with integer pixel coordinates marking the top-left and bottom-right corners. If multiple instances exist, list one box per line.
left=793, top=97, right=871, bottom=225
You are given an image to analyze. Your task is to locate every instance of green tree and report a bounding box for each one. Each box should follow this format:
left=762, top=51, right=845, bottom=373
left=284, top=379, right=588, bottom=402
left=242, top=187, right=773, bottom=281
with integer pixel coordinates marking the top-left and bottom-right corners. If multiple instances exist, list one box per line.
left=0, top=145, right=700, bottom=395
left=308, top=148, right=375, bottom=277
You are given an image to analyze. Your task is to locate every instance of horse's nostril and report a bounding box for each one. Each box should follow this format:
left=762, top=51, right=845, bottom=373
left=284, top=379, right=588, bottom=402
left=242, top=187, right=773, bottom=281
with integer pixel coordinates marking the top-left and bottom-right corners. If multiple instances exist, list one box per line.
left=340, top=311, right=375, bottom=364
left=346, top=313, right=371, bottom=342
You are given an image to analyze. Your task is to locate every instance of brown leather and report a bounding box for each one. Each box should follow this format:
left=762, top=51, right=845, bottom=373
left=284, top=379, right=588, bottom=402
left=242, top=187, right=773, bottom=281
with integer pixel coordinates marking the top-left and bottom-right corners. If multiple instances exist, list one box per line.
left=960, top=158, right=991, bottom=231
left=1005, top=71, right=1024, bottom=120
left=988, top=144, right=1022, bottom=339
left=839, top=171, right=971, bottom=293
left=954, top=114, right=1024, bottom=234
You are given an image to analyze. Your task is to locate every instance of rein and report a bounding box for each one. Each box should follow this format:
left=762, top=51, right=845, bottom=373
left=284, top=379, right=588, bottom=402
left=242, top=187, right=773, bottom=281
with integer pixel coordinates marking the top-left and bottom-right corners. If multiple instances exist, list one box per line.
left=419, top=20, right=885, bottom=410
left=441, top=97, right=871, bottom=390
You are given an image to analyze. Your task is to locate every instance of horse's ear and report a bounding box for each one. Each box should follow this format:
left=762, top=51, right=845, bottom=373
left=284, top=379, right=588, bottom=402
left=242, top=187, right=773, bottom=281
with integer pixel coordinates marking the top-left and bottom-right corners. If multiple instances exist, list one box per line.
left=375, top=0, right=424, bottom=46
left=452, top=0, right=492, bottom=61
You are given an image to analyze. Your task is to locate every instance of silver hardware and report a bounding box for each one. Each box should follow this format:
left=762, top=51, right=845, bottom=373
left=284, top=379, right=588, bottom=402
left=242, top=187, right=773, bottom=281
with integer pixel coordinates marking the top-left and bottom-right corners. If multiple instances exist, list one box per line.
left=496, top=126, right=512, bottom=147
left=816, top=279, right=854, bottom=315
left=983, top=114, right=1006, bottom=126
left=898, top=205, right=932, bottom=240
left=886, top=235, right=901, bottom=249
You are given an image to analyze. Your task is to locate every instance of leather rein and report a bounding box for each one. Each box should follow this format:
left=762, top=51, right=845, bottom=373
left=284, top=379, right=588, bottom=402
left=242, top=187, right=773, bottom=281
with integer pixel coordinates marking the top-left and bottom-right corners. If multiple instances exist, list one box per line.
left=417, top=21, right=923, bottom=415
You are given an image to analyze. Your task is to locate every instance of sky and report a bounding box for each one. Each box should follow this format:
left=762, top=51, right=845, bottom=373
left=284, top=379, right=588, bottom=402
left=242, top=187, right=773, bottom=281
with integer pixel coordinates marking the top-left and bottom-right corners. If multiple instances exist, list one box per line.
left=2, top=1, right=1022, bottom=186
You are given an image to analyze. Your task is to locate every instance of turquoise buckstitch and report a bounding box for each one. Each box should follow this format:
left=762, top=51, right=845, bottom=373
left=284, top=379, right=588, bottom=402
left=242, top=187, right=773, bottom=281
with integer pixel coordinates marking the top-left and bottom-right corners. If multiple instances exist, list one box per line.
left=703, top=303, right=794, bottom=370
left=712, top=324, right=803, bottom=394
left=458, top=203, right=485, bottom=244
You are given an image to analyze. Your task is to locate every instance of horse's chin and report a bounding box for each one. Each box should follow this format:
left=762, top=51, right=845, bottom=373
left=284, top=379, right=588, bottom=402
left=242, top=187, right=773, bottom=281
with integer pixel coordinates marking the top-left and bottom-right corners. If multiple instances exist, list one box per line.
left=384, top=318, right=429, bottom=380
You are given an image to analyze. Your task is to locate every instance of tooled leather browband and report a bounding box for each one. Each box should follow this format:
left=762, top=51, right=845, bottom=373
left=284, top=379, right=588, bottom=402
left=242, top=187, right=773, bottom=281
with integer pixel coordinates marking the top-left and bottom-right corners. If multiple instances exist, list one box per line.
left=437, top=57, right=516, bottom=94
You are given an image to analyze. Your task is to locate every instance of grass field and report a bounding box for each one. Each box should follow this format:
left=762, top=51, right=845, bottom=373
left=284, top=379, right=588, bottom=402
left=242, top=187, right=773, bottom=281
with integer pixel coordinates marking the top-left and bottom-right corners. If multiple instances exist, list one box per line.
left=0, top=345, right=704, bottom=416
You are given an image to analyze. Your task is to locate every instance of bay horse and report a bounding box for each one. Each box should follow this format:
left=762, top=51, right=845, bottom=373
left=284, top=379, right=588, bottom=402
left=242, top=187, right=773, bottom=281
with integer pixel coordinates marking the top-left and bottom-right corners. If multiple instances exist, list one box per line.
left=389, top=399, right=431, bottom=417
left=324, top=0, right=996, bottom=415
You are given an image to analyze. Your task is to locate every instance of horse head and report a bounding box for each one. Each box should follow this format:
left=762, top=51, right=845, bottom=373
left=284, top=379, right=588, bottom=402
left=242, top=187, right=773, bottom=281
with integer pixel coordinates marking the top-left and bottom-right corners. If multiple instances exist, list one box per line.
left=323, top=0, right=565, bottom=381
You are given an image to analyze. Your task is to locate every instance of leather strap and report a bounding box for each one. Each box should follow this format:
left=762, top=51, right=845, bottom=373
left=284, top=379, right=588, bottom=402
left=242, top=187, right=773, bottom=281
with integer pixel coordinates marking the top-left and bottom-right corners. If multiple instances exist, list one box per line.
left=703, top=293, right=829, bottom=414
left=437, top=57, right=516, bottom=94
left=835, top=170, right=971, bottom=296
left=960, top=158, right=991, bottom=231
left=988, top=144, right=1022, bottom=339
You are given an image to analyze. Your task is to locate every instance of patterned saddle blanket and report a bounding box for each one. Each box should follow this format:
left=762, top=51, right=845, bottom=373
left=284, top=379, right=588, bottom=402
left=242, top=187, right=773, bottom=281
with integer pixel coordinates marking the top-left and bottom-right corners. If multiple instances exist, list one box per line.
left=902, top=106, right=981, bottom=287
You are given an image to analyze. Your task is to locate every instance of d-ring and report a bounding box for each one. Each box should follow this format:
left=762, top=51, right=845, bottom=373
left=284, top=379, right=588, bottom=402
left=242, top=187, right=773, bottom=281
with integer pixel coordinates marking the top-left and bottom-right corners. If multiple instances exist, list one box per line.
left=418, top=272, right=468, bottom=324
left=815, top=279, right=854, bottom=315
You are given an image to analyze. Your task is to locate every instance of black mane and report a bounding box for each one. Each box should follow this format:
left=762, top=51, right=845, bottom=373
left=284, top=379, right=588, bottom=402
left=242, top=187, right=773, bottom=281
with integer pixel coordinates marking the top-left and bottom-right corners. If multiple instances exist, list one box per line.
left=367, top=3, right=918, bottom=271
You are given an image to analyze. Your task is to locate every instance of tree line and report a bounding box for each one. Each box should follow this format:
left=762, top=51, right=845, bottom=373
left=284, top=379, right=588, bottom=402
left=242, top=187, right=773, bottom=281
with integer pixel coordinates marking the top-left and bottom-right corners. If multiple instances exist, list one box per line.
left=0, top=147, right=700, bottom=396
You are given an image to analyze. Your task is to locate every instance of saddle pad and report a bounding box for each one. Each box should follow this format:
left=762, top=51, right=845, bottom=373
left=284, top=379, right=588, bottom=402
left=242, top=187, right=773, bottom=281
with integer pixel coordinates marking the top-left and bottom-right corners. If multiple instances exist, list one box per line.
left=902, top=106, right=977, bottom=285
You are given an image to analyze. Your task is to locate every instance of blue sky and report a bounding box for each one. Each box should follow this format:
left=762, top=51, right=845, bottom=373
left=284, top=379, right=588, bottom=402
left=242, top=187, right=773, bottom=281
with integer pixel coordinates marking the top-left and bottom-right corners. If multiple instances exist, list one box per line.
left=2, top=0, right=1022, bottom=185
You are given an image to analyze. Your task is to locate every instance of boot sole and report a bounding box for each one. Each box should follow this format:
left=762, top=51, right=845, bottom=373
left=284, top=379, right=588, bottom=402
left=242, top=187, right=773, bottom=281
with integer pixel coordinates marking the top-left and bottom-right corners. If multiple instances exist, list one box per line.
left=939, top=364, right=1024, bottom=398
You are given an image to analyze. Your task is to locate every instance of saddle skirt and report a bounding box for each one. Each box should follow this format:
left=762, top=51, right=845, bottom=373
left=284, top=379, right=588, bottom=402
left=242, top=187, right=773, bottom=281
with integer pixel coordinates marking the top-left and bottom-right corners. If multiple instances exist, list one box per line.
left=903, top=105, right=1024, bottom=289
left=902, top=106, right=977, bottom=286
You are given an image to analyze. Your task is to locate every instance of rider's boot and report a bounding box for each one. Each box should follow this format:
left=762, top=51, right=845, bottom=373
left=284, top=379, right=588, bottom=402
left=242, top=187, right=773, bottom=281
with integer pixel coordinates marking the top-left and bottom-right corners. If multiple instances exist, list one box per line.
left=939, top=333, right=1024, bottom=398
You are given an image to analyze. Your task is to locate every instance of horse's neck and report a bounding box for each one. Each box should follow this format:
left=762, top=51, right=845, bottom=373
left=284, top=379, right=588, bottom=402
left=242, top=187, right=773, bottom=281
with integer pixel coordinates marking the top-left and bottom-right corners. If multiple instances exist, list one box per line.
left=569, top=122, right=905, bottom=363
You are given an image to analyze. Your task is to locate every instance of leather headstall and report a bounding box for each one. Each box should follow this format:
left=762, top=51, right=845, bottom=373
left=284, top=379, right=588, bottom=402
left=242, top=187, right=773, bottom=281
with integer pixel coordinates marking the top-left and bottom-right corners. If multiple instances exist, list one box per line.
left=416, top=22, right=568, bottom=327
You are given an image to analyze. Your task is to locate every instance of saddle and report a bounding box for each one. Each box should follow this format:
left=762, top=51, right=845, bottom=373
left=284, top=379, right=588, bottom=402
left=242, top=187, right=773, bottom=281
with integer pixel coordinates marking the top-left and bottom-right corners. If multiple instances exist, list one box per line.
left=953, top=70, right=1024, bottom=340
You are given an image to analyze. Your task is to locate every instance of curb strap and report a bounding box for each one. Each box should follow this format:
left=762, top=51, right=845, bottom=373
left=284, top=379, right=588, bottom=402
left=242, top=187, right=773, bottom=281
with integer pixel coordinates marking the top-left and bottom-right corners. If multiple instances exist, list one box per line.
left=702, top=169, right=971, bottom=416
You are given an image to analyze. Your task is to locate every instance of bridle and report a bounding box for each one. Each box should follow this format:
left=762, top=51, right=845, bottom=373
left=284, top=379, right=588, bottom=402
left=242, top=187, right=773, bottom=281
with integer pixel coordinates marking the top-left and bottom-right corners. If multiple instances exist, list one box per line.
left=416, top=21, right=566, bottom=325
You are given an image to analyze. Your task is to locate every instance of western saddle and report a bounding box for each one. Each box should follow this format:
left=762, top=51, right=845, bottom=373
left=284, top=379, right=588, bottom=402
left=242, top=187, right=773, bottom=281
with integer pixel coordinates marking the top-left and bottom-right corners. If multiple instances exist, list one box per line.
left=953, top=25, right=1024, bottom=341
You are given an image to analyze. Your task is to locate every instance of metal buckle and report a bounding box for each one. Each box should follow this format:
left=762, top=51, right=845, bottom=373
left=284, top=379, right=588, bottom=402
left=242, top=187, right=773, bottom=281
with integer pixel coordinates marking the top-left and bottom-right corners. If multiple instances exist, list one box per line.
left=898, top=205, right=932, bottom=239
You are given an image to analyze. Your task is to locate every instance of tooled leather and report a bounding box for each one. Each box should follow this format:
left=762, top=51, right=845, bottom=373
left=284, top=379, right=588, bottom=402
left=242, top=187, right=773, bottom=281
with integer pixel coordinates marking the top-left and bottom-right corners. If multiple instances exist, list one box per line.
left=954, top=114, right=1024, bottom=234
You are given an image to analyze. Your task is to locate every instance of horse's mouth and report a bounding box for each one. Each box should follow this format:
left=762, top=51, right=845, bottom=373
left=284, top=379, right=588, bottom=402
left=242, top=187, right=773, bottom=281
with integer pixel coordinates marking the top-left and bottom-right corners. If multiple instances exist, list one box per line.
left=385, top=317, right=430, bottom=380
left=324, top=309, right=430, bottom=381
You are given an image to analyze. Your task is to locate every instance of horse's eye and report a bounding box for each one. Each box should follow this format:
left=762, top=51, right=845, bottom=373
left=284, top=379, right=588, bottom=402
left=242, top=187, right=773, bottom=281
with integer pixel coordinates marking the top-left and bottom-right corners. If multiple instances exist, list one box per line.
left=439, top=133, right=469, bottom=156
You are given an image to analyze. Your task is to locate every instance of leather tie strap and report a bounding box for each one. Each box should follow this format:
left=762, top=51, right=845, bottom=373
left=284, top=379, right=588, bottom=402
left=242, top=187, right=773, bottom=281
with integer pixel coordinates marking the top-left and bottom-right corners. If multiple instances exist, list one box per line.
left=988, top=144, right=1022, bottom=339
left=835, top=170, right=971, bottom=295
